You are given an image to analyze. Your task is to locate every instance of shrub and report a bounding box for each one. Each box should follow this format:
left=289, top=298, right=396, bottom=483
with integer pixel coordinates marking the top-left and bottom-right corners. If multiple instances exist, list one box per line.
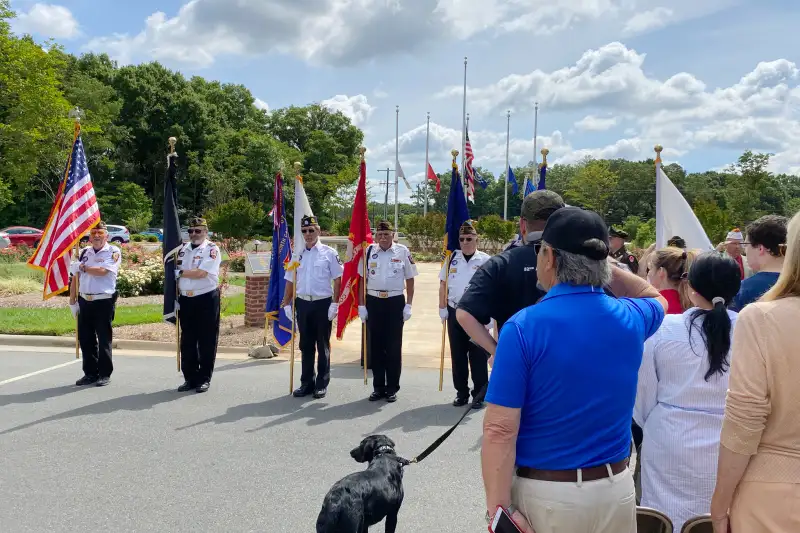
left=228, top=251, right=246, bottom=272
left=333, top=218, right=351, bottom=236
left=475, top=215, right=516, bottom=253
left=115, top=257, right=164, bottom=297
left=207, top=197, right=265, bottom=242
left=0, top=245, right=33, bottom=263
left=405, top=213, right=446, bottom=252
left=131, top=234, right=145, bottom=242
left=146, top=235, right=159, bottom=243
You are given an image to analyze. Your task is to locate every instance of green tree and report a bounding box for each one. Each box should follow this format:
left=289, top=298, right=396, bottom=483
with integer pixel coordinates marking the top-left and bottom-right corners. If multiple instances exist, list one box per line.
left=475, top=214, right=516, bottom=252
left=563, top=160, right=619, bottom=216
left=633, top=218, right=656, bottom=248
left=206, top=197, right=265, bottom=243
left=405, top=213, right=446, bottom=253
left=96, top=182, right=152, bottom=231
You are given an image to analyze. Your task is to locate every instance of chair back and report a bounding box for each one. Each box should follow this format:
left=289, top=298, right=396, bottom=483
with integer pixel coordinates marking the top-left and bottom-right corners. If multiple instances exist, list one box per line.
left=681, top=515, right=713, bottom=533
left=637, top=506, right=673, bottom=533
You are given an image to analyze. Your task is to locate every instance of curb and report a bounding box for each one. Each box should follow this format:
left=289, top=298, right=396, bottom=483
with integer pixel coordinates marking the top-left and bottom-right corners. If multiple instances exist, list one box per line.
left=0, top=334, right=251, bottom=354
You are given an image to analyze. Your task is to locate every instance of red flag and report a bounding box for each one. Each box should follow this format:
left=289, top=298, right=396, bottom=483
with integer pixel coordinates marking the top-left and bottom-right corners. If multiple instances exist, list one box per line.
left=426, top=163, right=441, bottom=193
left=336, top=159, right=374, bottom=339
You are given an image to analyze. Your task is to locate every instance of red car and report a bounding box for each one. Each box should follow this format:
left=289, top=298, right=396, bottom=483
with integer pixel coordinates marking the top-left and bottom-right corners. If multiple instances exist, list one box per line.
left=1, top=226, right=44, bottom=248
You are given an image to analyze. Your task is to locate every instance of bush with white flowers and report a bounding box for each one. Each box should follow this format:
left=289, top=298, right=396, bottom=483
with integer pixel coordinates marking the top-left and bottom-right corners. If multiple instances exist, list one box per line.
left=116, top=256, right=165, bottom=297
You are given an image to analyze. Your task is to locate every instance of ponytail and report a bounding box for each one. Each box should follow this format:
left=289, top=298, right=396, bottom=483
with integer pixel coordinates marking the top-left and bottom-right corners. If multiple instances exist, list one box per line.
left=688, top=296, right=733, bottom=381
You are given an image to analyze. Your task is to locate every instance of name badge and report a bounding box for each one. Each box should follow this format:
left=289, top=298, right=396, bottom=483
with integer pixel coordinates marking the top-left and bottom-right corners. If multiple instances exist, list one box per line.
left=390, top=258, right=402, bottom=263
left=450, top=268, right=458, bottom=274
left=369, top=262, right=377, bottom=268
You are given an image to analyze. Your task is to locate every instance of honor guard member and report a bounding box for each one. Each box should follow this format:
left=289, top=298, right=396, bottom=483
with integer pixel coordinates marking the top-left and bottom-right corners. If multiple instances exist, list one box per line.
left=609, top=226, right=639, bottom=274
left=358, top=220, right=418, bottom=403
left=457, top=191, right=565, bottom=360
left=175, top=218, right=222, bottom=393
left=439, top=221, right=491, bottom=409
left=69, top=221, right=121, bottom=387
left=280, top=215, right=343, bottom=399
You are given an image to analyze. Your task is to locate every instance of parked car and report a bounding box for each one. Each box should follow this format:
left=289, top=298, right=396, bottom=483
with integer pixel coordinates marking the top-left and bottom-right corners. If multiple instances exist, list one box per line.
left=140, top=228, right=164, bottom=242
left=0, top=230, right=10, bottom=249
left=79, top=224, right=130, bottom=245
left=0, top=226, right=43, bottom=248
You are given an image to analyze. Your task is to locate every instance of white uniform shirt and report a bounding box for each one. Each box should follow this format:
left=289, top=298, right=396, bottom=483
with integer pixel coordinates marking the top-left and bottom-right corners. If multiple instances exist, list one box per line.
left=284, top=241, right=344, bottom=297
left=439, top=249, right=491, bottom=307
left=359, top=243, right=418, bottom=291
left=178, top=240, right=221, bottom=295
left=78, top=244, right=121, bottom=295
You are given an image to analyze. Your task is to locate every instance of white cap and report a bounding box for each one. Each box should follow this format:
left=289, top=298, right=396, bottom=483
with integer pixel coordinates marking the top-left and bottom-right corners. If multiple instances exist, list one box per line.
left=726, top=229, right=743, bottom=243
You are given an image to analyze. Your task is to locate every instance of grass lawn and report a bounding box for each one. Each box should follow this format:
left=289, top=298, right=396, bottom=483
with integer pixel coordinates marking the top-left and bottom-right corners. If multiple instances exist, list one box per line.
left=227, top=273, right=246, bottom=287
left=0, top=294, right=245, bottom=336
left=0, top=263, right=46, bottom=297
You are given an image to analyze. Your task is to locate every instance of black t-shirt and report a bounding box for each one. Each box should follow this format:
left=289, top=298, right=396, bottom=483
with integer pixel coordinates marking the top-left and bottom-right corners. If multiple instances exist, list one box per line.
left=457, top=240, right=545, bottom=332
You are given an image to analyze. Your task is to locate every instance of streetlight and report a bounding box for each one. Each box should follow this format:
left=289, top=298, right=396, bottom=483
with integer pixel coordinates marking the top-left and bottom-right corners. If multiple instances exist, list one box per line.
left=253, top=239, right=263, bottom=253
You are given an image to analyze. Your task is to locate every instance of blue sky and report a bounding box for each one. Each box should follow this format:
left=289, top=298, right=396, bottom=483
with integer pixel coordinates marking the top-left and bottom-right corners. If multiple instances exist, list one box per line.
left=9, top=0, right=800, bottom=202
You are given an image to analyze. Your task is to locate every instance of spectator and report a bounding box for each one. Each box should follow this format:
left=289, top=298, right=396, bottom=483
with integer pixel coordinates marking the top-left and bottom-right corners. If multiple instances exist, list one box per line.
left=719, top=228, right=750, bottom=280
left=710, top=211, right=800, bottom=533
left=481, top=207, right=667, bottom=533
left=730, top=214, right=788, bottom=311
left=645, top=247, right=697, bottom=313
left=634, top=252, right=742, bottom=530
left=637, top=243, right=656, bottom=279
left=667, top=235, right=686, bottom=249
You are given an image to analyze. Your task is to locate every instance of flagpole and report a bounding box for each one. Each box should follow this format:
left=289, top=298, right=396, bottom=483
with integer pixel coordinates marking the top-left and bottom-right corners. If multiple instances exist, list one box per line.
left=424, top=112, right=430, bottom=217
left=532, top=102, right=539, bottom=186
left=504, top=110, right=510, bottom=220
left=67, top=108, right=82, bottom=360
left=167, top=137, right=181, bottom=372
left=289, top=161, right=301, bottom=394
left=655, top=145, right=664, bottom=248
left=466, top=113, right=471, bottom=202
left=394, top=105, right=400, bottom=233
left=357, top=147, right=369, bottom=386
left=440, top=148, right=459, bottom=392
left=461, top=57, right=468, bottom=202
left=263, top=165, right=285, bottom=347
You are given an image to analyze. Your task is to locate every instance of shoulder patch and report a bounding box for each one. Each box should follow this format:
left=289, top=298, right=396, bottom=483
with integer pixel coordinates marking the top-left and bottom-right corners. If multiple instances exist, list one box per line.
left=111, top=251, right=120, bottom=262
left=210, top=248, right=218, bottom=259
left=408, top=254, right=415, bottom=264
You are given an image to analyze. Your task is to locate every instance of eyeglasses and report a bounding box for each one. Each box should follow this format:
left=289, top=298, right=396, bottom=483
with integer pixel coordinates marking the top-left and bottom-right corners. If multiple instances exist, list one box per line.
left=301, top=228, right=316, bottom=234
left=459, top=236, right=475, bottom=243
left=187, top=229, right=204, bottom=234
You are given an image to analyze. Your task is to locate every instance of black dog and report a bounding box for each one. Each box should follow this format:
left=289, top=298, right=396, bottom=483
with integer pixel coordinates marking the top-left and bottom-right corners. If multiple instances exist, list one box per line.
left=316, top=435, right=409, bottom=533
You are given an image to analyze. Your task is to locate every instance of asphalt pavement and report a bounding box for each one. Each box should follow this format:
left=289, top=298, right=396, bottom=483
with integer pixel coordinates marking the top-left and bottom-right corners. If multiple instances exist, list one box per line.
left=0, top=349, right=486, bottom=533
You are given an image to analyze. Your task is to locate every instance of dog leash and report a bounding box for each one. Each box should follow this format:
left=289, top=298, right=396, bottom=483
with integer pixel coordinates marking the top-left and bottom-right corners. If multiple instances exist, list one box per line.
left=405, top=384, right=488, bottom=466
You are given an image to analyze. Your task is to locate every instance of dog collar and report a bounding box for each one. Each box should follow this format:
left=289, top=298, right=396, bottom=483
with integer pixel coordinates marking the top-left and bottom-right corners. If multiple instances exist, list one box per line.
left=375, top=445, right=394, bottom=455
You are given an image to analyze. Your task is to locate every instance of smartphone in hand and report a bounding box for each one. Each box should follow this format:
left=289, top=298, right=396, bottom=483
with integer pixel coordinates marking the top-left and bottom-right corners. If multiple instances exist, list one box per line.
left=488, top=507, right=524, bottom=533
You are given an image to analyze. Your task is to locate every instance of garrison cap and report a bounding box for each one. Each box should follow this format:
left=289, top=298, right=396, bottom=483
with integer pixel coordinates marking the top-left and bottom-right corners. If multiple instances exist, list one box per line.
left=301, top=215, right=319, bottom=228
left=189, top=217, right=208, bottom=228
left=460, top=220, right=477, bottom=235
left=376, top=220, right=394, bottom=232
left=94, top=221, right=107, bottom=230
left=608, top=226, right=629, bottom=240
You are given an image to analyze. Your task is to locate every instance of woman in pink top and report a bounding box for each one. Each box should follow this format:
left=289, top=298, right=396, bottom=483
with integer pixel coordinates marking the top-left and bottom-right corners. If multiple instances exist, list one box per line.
left=711, top=211, right=799, bottom=532
left=646, top=247, right=696, bottom=314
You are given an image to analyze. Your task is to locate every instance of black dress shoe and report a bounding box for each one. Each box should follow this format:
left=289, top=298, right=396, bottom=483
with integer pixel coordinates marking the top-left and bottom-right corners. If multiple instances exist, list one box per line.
left=313, top=388, right=327, bottom=399
left=177, top=381, right=194, bottom=392
left=95, top=377, right=110, bottom=387
left=386, top=393, right=397, bottom=403
left=369, top=391, right=385, bottom=402
left=471, top=399, right=484, bottom=410
left=293, top=386, right=313, bottom=398
left=76, top=375, right=98, bottom=386
left=453, top=397, right=469, bottom=407
left=196, top=382, right=210, bottom=393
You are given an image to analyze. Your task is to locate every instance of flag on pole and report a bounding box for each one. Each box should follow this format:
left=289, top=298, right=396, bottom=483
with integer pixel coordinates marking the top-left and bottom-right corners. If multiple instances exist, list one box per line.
left=537, top=159, right=548, bottom=191
left=28, top=130, right=100, bottom=299
left=396, top=159, right=411, bottom=189
left=508, top=166, right=518, bottom=195
left=444, top=156, right=470, bottom=257
left=266, top=171, right=293, bottom=346
left=426, top=163, right=441, bottom=193
left=337, top=157, right=373, bottom=339
left=475, top=169, right=488, bottom=190
left=464, top=129, right=476, bottom=203
left=655, top=150, right=713, bottom=250
left=162, top=149, right=182, bottom=323
left=524, top=174, right=535, bottom=196
left=288, top=171, right=314, bottom=270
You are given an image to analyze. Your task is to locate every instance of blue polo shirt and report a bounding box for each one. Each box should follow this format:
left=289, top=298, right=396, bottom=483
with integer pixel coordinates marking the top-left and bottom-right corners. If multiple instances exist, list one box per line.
left=485, top=283, right=665, bottom=470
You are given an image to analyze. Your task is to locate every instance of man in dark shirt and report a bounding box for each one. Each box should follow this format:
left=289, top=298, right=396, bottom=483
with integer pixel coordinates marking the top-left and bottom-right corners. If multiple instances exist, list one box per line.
left=609, top=226, right=639, bottom=274
left=456, top=190, right=565, bottom=359
left=731, top=214, right=787, bottom=311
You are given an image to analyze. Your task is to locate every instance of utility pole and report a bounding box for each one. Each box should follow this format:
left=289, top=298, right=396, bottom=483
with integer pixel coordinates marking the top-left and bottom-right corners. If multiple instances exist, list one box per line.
left=376, top=168, right=395, bottom=221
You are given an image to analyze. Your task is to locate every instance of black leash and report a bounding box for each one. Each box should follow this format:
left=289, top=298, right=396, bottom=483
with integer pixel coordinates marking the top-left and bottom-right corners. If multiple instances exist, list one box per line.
left=404, top=384, right=488, bottom=466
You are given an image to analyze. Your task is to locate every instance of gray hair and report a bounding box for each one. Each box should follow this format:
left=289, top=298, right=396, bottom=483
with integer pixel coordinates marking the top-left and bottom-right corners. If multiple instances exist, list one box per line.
left=544, top=240, right=612, bottom=287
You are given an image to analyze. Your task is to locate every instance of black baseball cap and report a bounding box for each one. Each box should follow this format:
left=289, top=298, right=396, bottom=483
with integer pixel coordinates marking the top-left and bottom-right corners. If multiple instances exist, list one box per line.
left=542, top=206, right=610, bottom=260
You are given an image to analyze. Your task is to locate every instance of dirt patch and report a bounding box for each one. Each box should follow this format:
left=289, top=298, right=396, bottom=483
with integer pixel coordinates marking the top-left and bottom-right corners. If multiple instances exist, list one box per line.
left=112, top=315, right=267, bottom=347
left=0, top=285, right=245, bottom=309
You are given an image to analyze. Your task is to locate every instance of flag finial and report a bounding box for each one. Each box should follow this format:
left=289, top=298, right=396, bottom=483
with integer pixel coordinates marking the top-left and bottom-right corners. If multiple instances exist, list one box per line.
left=541, top=148, right=549, bottom=165
left=654, top=144, right=663, bottom=164
left=451, top=149, right=459, bottom=159
left=168, top=137, right=177, bottom=154
left=68, top=107, right=83, bottom=123
left=359, top=146, right=366, bottom=161
left=294, top=162, right=302, bottom=175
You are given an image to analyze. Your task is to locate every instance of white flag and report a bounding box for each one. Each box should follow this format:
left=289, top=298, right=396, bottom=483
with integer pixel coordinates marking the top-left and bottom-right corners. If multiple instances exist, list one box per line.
left=289, top=174, right=315, bottom=269
left=656, top=163, right=713, bottom=251
left=396, top=159, right=411, bottom=189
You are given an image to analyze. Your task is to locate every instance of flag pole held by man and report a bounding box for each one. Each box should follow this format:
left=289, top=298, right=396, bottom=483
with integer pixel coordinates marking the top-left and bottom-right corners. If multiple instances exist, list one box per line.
left=265, top=169, right=293, bottom=349
left=162, top=137, right=182, bottom=371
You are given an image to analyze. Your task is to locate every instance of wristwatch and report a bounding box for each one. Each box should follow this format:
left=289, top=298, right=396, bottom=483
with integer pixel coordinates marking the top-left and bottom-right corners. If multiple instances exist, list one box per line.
left=486, top=504, right=518, bottom=523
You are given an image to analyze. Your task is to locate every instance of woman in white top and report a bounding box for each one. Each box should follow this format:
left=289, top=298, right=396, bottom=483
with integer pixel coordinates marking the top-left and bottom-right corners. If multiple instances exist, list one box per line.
left=634, top=251, right=742, bottom=530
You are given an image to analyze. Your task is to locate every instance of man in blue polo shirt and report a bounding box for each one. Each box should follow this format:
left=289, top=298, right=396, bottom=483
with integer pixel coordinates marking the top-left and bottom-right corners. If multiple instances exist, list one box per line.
left=481, top=207, right=667, bottom=533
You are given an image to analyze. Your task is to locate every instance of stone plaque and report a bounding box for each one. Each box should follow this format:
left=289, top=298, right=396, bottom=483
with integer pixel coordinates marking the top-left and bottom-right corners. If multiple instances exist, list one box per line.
left=245, top=252, right=271, bottom=275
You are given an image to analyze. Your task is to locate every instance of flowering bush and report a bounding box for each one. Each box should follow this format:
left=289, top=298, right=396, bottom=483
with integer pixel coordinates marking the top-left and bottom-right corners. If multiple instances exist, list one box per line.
left=228, top=251, right=245, bottom=272
left=116, top=257, right=165, bottom=297
left=0, top=245, right=34, bottom=263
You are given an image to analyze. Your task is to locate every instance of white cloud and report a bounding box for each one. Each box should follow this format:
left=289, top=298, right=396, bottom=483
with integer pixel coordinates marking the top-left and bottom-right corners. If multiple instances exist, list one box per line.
left=13, top=3, right=79, bottom=39
left=574, top=115, right=619, bottom=131
left=622, top=7, right=673, bottom=35
left=253, top=98, right=269, bottom=112
left=321, top=94, right=375, bottom=127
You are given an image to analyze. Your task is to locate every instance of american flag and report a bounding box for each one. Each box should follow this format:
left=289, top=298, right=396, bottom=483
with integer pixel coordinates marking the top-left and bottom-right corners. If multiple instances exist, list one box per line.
left=28, top=135, right=101, bottom=299
left=465, top=129, right=475, bottom=203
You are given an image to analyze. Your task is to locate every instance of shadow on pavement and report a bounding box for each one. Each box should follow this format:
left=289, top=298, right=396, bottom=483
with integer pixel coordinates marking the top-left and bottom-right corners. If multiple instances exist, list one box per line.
left=214, top=359, right=283, bottom=373
left=245, top=397, right=381, bottom=433
left=370, top=403, right=477, bottom=435
left=0, top=389, right=189, bottom=435
left=0, top=385, right=84, bottom=408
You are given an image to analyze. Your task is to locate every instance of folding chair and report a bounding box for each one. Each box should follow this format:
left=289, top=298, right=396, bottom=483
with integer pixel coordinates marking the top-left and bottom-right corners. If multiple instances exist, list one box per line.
left=637, top=506, right=673, bottom=533
left=681, top=515, right=713, bottom=533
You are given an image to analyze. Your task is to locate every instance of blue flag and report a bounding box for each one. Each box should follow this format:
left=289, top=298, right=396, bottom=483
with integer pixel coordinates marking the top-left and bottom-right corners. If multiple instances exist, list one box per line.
left=444, top=159, right=470, bottom=256
left=266, top=172, right=293, bottom=346
left=475, top=169, right=488, bottom=190
left=524, top=175, right=535, bottom=196
left=508, top=166, right=518, bottom=195
left=538, top=161, right=547, bottom=191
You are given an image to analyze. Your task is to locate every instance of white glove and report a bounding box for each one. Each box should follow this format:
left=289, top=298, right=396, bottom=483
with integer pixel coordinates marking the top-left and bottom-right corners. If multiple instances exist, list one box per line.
left=327, top=303, right=338, bottom=321
left=69, top=261, right=80, bottom=275
left=403, top=304, right=412, bottom=322
left=69, top=303, right=79, bottom=318
left=439, top=308, right=448, bottom=322
left=283, top=305, right=293, bottom=321
left=358, top=305, right=368, bottom=322
left=174, top=269, right=182, bottom=280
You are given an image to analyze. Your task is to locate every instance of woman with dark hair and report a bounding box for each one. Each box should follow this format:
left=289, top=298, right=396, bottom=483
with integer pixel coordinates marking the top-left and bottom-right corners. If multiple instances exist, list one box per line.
left=634, top=252, right=742, bottom=530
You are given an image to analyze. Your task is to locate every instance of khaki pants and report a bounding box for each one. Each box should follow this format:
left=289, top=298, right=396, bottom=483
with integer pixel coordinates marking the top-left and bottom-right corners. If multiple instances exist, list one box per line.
left=731, top=481, right=800, bottom=532
left=512, top=467, right=637, bottom=533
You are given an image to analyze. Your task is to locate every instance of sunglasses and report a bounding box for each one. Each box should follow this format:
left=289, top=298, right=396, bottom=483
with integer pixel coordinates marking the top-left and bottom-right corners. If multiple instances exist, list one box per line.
left=459, top=236, right=475, bottom=243
left=301, top=228, right=316, bottom=234
left=187, top=229, right=204, bottom=234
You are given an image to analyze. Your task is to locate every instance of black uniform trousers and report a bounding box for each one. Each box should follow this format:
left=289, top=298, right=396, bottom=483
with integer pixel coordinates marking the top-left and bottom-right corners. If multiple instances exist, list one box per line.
left=296, top=297, right=332, bottom=390
left=447, top=305, right=489, bottom=400
left=366, top=294, right=405, bottom=394
left=179, top=289, right=220, bottom=385
left=78, top=294, right=117, bottom=378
